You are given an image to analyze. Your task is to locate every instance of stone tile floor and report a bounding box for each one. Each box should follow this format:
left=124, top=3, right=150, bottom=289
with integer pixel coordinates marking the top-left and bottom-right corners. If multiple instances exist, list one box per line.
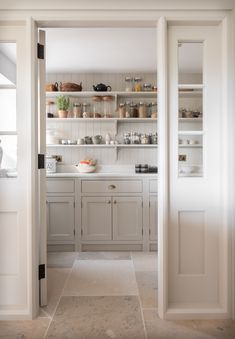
left=0, top=252, right=235, bottom=338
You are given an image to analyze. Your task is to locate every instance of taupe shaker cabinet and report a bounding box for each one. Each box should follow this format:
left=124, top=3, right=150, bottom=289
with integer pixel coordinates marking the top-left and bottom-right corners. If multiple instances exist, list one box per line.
left=46, top=176, right=158, bottom=251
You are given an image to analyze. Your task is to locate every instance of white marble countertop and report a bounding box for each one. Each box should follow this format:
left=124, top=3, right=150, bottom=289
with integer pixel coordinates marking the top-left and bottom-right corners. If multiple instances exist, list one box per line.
left=47, top=164, right=158, bottom=178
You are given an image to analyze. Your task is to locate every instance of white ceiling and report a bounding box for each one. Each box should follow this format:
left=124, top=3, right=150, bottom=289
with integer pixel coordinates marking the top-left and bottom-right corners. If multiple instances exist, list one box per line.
left=0, top=29, right=203, bottom=74
left=45, top=28, right=158, bottom=73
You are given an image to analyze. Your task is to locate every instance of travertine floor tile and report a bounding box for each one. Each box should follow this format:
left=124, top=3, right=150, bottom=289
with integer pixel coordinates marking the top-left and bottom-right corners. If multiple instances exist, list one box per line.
left=63, top=260, right=138, bottom=296
left=41, top=268, right=71, bottom=317
left=0, top=317, right=50, bottom=339
left=78, top=251, right=131, bottom=260
left=135, top=271, right=158, bottom=308
left=46, top=296, right=146, bottom=339
left=143, top=309, right=235, bottom=339
left=47, top=251, right=77, bottom=268
left=132, top=252, right=157, bottom=272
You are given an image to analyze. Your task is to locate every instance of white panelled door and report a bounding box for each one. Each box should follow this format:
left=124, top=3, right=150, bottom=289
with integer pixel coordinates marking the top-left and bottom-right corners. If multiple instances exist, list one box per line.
left=0, top=26, right=32, bottom=318
left=167, top=25, right=227, bottom=317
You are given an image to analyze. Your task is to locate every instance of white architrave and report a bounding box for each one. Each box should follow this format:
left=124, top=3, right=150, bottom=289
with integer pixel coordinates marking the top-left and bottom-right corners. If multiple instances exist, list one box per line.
left=0, top=4, right=233, bottom=320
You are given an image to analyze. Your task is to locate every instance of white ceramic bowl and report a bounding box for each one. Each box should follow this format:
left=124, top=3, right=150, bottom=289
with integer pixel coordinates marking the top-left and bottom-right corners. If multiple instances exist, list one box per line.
left=76, top=164, right=96, bottom=173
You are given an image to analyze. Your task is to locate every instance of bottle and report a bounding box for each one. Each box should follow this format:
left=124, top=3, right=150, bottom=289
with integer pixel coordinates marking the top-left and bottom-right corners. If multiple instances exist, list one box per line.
left=105, top=133, right=111, bottom=145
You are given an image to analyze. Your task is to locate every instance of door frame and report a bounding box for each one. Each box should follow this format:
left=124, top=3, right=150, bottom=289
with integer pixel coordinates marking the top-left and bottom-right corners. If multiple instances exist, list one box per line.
left=33, top=13, right=233, bottom=320
left=0, top=7, right=233, bottom=320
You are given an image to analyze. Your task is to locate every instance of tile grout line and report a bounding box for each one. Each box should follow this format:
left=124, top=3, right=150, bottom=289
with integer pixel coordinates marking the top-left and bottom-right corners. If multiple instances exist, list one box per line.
left=130, top=251, right=148, bottom=339
left=43, top=255, right=77, bottom=339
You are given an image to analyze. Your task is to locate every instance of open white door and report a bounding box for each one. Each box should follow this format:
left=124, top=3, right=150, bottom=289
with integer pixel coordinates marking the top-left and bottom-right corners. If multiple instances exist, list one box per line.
left=0, top=25, right=34, bottom=318
left=38, top=29, right=47, bottom=307
left=166, top=24, right=229, bottom=318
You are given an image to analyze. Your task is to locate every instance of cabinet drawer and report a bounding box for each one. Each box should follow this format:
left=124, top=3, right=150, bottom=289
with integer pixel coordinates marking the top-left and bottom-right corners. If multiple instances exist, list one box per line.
left=82, top=180, right=142, bottom=193
left=149, top=180, right=158, bottom=193
left=47, top=179, right=75, bottom=193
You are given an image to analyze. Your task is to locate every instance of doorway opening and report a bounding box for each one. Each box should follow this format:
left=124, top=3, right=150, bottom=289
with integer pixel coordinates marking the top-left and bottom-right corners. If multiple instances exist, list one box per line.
left=40, top=25, right=159, bottom=320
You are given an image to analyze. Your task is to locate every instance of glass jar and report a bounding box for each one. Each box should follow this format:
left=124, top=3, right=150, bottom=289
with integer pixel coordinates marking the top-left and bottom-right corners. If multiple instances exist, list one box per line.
left=138, top=102, right=147, bottom=118
left=118, top=103, right=125, bottom=118
left=123, top=132, right=131, bottom=144
left=82, top=103, right=90, bottom=118
left=140, top=134, right=150, bottom=144
left=131, top=132, right=140, bottom=144
left=130, top=103, right=138, bottom=118
left=143, top=83, right=152, bottom=92
left=150, top=133, right=158, bottom=144
left=134, top=77, right=142, bottom=92
left=73, top=102, right=82, bottom=118
left=150, top=102, right=157, bottom=118
left=125, top=77, right=133, bottom=92
left=46, top=100, right=55, bottom=118
left=125, top=101, right=131, bottom=118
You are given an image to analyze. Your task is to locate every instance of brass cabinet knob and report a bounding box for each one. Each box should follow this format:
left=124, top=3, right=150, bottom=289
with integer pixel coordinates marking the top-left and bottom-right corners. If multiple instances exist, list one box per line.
left=113, top=200, right=117, bottom=204
left=108, top=185, right=116, bottom=190
left=108, top=200, right=111, bottom=204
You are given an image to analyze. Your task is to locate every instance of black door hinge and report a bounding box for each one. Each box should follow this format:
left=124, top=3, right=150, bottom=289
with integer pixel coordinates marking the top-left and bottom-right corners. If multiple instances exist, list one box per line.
left=37, top=43, right=44, bottom=59
left=38, top=154, right=45, bottom=169
left=38, top=264, right=45, bottom=280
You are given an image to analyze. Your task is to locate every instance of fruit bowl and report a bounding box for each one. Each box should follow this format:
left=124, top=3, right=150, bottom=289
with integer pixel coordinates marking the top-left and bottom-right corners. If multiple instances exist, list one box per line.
left=76, top=164, right=96, bottom=173
left=76, top=158, right=97, bottom=173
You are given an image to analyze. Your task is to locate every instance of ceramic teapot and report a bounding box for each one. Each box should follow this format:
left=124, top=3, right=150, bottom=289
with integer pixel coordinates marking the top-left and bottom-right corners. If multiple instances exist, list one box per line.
left=93, top=83, right=112, bottom=92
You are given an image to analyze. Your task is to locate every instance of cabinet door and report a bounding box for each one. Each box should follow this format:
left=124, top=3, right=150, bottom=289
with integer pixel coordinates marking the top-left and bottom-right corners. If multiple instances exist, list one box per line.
left=82, top=197, right=112, bottom=241
left=149, top=196, right=158, bottom=241
left=47, top=196, right=74, bottom=243
left=113, top=197, right=143, bottom=241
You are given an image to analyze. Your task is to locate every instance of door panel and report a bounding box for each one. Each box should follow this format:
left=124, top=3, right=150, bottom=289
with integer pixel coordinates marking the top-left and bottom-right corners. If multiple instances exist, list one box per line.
left=47, top=196, right=75, bottom=243
left=0, top=26, right=30, bottom=315
left=112, top=196, right=143, bottom=241
left=168, top=25, right=222, bottom=310
left=149, top=195, right=158, bottom=241
left=82, top=196, right=112, bottom=241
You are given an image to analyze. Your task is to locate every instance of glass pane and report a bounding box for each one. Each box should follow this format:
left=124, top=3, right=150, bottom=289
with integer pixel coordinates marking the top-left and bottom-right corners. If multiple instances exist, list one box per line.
left=0, top=42, right=17, bottom=178
left=178, top=42, right=203, bottom=177
left=178, top=42, right=203, bottom=84
left=0, top=89, right=16, bottom=131
left=0, top=135, right=17, bottom=176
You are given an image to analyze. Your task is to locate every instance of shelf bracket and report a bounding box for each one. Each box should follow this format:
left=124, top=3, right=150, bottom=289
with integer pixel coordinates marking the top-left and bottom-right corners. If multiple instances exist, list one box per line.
left=115, top=146, right=118, bottom=161
left=114, top=119, right=118, bottom=136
